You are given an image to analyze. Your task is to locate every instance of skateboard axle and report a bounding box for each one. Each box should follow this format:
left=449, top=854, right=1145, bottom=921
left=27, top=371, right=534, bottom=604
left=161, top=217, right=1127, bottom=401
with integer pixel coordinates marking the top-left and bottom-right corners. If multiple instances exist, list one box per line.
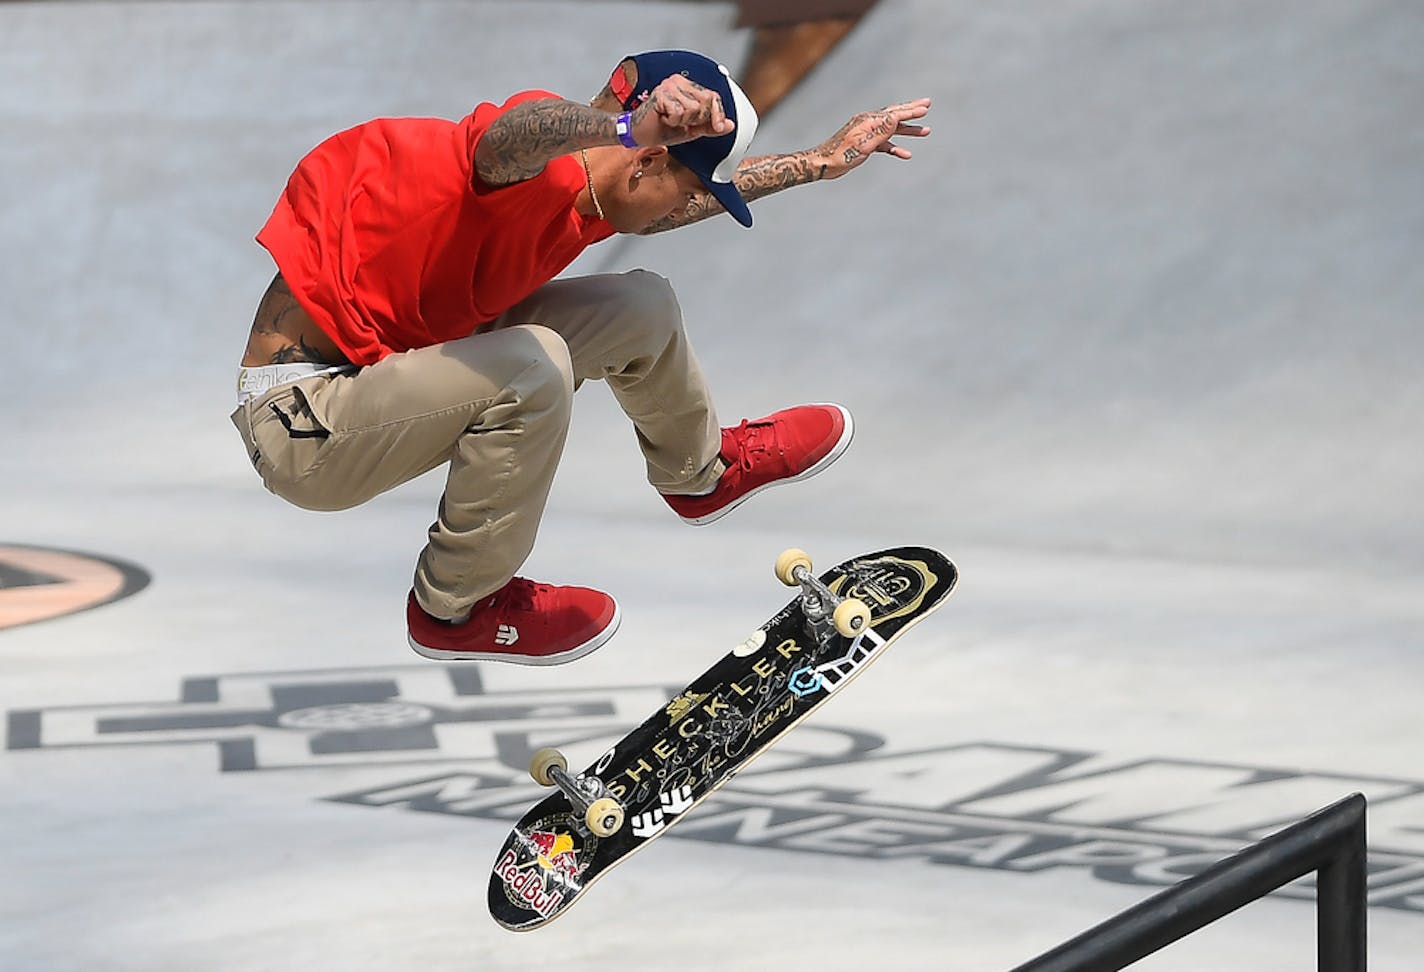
left=792, top=564, right=834, bottom=621
left=548, top=763, right=599, bottom=812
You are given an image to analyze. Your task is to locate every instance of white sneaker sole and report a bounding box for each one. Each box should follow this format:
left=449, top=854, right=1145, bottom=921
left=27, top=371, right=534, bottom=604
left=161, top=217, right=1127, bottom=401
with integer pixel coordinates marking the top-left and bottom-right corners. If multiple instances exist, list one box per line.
left=408, top=602, right=621, bottom=666
left=676, top=403, right=854, bottom=527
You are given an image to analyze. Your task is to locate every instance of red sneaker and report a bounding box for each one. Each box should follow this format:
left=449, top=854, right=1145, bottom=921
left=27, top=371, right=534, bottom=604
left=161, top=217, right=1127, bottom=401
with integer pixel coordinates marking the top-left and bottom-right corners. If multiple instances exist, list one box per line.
left=663, top=403, right=853, bottom=526
left=406, top=579, right=619, bottom=665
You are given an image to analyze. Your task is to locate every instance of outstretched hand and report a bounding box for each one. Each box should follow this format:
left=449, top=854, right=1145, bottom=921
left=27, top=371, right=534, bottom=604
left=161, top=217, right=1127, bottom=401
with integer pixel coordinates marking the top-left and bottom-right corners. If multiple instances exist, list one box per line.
left=628, top=74, right=735, bottom=147
left=812, top=99, right=932, bottom=180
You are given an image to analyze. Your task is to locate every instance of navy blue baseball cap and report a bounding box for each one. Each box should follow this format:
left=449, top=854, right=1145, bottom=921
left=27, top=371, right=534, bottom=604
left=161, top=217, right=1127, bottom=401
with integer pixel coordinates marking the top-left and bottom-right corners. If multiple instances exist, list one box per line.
left=610, top=49, right=760, bottom=227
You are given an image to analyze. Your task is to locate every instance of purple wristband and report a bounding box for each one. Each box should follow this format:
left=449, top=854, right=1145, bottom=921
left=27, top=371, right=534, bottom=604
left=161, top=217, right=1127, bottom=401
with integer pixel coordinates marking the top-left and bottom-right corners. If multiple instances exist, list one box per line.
left=615, top=112, right=638, bottom=149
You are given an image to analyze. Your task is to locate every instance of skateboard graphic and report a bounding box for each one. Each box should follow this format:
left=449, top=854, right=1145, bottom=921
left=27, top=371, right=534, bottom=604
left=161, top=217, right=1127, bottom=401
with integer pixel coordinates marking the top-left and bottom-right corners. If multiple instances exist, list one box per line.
left=487, top=545, right=958, bottom=931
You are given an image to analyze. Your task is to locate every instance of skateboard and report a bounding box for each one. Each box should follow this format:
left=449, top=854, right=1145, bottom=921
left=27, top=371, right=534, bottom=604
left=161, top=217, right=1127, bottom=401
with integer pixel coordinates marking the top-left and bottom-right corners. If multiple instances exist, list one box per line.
left=487, top=545, right=958, bottom=931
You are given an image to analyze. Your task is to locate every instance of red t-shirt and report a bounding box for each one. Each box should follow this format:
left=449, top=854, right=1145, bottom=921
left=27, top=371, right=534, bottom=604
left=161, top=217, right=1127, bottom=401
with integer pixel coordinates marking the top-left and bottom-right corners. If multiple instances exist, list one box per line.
left=256, top=90, right=616, bottom=365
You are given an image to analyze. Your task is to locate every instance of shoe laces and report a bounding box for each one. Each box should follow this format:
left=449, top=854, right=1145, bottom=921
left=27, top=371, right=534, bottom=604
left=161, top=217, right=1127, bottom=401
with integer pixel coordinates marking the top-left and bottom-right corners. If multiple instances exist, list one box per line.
left=498, top=577, right=551, bottom=613
left=727, top=418, right=780, bottom=472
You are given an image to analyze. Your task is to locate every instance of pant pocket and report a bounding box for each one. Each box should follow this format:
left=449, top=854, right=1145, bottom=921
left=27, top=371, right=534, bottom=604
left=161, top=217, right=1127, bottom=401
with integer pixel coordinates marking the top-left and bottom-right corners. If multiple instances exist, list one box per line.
left=248, top=385, right=334, bottom=495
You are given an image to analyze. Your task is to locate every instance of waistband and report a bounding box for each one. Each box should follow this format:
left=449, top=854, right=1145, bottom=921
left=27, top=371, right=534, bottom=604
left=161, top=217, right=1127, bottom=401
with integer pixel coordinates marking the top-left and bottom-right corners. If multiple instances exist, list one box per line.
left=236, top=363, right=355, bottom=406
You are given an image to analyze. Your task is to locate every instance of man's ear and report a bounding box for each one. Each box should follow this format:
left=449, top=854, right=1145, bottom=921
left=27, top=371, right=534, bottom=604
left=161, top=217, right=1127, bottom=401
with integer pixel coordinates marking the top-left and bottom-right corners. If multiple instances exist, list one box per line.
left=634, top=145, right=670, bottom=175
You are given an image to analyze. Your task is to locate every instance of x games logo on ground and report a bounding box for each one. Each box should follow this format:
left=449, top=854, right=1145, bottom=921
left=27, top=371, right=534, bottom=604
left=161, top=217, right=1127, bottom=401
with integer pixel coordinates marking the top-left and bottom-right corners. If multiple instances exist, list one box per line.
left=7, top=663, right=1423, bottom=913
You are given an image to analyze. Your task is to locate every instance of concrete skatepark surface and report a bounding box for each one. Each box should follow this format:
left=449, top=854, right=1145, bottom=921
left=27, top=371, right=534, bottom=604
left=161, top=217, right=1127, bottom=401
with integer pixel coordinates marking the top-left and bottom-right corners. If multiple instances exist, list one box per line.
left=2, top=1, right=1421, bottom=969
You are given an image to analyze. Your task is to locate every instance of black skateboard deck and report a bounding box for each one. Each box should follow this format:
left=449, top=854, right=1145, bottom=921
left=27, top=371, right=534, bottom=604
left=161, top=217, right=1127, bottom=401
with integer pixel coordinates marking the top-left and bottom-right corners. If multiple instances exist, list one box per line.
left=488, top=545, right=957, bottom=930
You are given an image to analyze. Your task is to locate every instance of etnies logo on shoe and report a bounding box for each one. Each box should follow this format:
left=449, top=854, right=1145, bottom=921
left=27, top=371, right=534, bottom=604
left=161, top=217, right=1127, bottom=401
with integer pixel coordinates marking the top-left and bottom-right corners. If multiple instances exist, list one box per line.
left=0, top=544, right=150, bottom=630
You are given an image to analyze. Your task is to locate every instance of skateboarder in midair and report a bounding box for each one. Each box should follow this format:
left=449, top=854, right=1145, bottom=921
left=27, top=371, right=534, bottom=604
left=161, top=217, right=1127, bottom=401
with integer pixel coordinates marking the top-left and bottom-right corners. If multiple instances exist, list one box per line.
left=231, top=49, right=931, bottom=665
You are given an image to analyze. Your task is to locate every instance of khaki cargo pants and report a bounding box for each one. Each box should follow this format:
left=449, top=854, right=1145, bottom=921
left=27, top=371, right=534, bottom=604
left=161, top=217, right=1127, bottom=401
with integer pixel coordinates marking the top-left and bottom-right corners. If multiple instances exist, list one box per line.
left=230, top=270, right=722, bottom=620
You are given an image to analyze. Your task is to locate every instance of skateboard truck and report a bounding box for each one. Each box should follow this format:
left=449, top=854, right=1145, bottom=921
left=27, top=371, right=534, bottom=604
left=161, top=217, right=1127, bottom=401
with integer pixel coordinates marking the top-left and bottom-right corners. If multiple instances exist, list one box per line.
left=529, top=749, right=625, bottom=837
left=774, top=548, right=872, bottom=640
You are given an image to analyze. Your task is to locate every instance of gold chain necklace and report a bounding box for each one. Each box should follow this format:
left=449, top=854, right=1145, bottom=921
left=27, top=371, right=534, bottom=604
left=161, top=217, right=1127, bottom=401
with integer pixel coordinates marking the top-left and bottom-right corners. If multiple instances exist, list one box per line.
left=580, top=149, right=604, bottom=220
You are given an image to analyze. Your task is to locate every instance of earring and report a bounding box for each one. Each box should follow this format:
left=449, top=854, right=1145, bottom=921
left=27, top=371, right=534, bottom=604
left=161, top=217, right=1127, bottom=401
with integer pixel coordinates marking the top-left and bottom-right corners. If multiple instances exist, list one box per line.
left=634, top=171, right=643, bottom=180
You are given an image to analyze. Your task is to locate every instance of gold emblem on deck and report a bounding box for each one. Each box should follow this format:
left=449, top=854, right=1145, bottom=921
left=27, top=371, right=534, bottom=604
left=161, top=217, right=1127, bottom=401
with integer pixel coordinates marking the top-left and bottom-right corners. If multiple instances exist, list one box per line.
left=665, top=691, right=709, bottom=724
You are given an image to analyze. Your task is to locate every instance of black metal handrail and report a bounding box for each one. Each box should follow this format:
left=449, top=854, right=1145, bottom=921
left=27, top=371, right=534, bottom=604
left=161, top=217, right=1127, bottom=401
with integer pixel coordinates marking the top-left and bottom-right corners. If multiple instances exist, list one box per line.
left=1010, top=793, right=1368, bottom=972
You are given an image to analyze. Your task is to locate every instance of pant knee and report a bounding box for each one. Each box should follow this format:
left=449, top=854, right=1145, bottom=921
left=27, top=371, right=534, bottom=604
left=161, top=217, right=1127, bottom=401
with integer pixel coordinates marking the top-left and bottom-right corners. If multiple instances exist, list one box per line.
left=513, top=325, right=575, bottom=415
left=617, top=269, right=684, bottom=349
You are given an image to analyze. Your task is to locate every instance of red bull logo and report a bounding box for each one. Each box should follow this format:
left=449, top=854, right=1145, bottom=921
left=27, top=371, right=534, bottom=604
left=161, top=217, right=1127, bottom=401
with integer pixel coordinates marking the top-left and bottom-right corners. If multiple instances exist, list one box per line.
left=494, top=824, right=589, bottom=919
left=528, top=830, right=582, bottom=879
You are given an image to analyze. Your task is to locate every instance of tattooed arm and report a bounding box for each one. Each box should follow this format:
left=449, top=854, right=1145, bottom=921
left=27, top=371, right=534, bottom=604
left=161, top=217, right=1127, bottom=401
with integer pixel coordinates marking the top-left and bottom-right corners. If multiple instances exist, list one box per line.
left=475, top=76, right=734, bottom=187
left=640, top=151, right=825, bottom=234
left=640, top=98, right=932, bottom=235
left=475, top=99, right=617, bottom=187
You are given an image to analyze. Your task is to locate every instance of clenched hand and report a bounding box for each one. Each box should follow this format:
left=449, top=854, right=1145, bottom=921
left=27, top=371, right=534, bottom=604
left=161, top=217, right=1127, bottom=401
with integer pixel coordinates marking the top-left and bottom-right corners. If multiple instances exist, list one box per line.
left=628, top=75, right=736, bottom=147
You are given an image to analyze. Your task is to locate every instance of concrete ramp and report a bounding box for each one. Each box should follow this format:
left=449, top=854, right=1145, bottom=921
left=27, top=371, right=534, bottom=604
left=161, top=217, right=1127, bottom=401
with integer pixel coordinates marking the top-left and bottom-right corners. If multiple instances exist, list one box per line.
left=3, top=2, right=1421, bottom=970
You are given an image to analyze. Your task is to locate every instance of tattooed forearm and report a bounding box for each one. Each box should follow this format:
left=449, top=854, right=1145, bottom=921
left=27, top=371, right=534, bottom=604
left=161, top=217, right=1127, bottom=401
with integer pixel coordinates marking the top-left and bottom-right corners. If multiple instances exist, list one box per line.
left=639, top=151, right=826, bottom=235
left=474, top=99, right=617, bottom=187
left=735, top=152, right=827, bottom=202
